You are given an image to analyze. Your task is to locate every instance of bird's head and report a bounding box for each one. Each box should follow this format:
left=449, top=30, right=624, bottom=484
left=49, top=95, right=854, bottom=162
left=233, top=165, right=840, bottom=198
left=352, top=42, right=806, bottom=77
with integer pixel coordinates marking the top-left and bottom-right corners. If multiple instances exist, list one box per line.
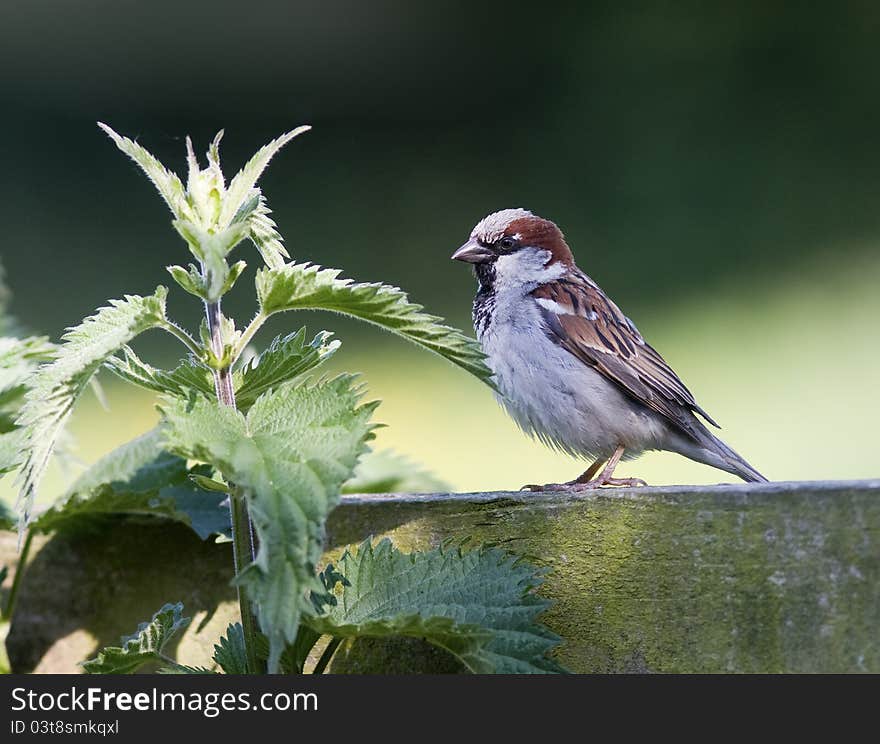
left=452, top=208, right=573, bottom=289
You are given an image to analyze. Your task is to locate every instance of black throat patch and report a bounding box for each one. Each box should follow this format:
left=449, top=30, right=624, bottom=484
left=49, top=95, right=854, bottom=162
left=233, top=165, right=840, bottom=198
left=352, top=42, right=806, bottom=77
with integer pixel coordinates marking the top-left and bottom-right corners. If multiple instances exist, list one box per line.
left=472, top=263, right=497, bottom=335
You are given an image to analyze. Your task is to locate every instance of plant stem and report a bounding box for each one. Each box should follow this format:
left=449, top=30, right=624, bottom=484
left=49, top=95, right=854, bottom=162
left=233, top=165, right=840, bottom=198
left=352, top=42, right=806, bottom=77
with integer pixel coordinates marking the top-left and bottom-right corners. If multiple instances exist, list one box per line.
left=312, top=637, right=342, bottom=675
left=159, top=319, right=203, bottom=358
left=204, top=298, right=264, bottom=674
left=2, top=529, right=34, bottom=621
left=229, top=486, right=262, bottom=673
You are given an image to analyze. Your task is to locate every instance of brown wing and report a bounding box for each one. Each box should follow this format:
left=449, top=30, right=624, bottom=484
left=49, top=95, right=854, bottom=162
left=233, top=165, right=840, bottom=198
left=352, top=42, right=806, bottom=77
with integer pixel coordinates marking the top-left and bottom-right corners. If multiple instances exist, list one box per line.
left=533, top=272, right=719, bottom=442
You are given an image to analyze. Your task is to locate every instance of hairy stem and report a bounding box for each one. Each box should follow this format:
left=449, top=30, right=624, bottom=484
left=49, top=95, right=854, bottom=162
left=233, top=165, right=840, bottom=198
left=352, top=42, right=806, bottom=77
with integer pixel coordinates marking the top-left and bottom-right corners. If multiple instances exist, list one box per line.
left=159, top=319, right=203, bottom=358
left=2, top=529, right=33, bottom=621
left=205, top=298, right=264, bottom=674
left=229, top=486, right=261, bottom=672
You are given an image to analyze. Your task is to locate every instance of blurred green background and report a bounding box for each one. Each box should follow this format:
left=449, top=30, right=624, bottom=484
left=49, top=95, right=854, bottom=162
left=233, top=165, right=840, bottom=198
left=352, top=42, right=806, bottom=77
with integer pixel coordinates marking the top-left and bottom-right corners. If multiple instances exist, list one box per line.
left=1, top=1, right=878, bottom=498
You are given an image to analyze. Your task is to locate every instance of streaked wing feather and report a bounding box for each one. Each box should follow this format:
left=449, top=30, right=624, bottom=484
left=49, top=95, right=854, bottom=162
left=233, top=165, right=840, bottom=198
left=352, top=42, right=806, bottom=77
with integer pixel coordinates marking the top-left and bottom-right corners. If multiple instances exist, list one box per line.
left=533, top=273, right=719, bottom=441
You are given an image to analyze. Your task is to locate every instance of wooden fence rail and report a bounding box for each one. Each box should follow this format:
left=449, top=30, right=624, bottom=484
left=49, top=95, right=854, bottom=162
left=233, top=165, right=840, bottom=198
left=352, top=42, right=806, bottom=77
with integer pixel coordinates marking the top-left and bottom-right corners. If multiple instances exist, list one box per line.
left=4, top=479, right=878, bottom=673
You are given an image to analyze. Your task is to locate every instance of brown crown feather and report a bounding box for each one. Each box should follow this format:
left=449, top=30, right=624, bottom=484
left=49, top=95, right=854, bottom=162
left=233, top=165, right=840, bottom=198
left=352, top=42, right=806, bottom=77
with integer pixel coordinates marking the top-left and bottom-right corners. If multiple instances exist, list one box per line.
left=506, top=215, right=574, bottom=265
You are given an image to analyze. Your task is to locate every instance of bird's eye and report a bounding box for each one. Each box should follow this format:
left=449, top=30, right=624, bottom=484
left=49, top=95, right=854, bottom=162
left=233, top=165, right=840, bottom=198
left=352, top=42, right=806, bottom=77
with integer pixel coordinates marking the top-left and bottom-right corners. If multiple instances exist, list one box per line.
left=498, top=236, right=516, bottom=251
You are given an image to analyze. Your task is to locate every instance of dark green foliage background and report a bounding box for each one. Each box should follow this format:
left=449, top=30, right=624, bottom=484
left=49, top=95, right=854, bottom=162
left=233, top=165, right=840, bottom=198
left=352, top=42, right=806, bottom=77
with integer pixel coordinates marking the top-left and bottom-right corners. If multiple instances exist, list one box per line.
left=2, top=2, right=877, bottom=492
left=3, top=2, right=879, bottom=340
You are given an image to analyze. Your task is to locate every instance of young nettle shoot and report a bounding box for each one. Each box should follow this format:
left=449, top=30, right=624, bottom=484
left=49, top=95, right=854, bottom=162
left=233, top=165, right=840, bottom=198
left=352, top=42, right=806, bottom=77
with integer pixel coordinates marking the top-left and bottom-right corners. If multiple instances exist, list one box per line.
left=2, top=126, right=561, bottom=675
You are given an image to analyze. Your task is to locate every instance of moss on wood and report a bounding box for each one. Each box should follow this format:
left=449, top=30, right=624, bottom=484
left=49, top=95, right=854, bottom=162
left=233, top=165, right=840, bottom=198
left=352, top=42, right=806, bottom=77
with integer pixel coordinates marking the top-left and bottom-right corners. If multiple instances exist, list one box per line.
left=2, top=480, right=878, bottom=673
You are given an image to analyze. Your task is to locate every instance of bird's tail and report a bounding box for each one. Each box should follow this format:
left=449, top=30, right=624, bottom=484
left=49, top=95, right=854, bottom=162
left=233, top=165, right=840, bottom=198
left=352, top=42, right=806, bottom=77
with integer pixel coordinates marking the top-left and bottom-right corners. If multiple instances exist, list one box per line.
left=696, top=428, right=768, bottom=483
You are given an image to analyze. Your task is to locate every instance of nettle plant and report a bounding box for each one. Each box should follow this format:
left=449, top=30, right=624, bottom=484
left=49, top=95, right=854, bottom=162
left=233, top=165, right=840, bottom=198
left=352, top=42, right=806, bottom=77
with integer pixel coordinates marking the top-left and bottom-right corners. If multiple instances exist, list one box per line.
left=0, top=125, right=563, bottom=674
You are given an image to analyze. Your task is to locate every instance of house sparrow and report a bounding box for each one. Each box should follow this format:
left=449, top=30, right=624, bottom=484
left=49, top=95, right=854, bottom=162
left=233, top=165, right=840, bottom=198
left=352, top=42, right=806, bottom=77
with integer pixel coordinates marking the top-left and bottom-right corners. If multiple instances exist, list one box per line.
left=452, top=208, right=766, bottom=489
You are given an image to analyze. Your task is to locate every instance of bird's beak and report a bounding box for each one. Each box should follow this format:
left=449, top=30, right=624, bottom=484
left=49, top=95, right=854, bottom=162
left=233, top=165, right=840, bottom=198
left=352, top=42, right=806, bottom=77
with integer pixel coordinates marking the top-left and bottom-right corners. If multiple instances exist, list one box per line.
left=451, top=239, right=494, bottom=264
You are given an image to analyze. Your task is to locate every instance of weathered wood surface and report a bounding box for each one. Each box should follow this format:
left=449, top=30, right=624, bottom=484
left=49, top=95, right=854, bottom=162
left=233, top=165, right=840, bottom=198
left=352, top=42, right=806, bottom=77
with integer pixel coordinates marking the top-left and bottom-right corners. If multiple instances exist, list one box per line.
left=3, top=479, right=878, bottom=673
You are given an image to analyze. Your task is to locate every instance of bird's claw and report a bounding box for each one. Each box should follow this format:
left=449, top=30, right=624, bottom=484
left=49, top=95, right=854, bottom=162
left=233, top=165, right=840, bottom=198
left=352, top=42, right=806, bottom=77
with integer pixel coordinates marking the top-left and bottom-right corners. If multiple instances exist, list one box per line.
left=519, top=477, right=648, bottom=492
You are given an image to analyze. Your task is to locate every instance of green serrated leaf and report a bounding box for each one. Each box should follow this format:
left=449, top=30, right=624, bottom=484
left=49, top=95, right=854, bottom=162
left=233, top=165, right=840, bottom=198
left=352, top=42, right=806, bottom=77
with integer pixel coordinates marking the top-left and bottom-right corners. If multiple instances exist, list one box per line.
left=0, top=335, right=56, bottom=434
left=213, top=623, right=248, bottom=675
left=218, top=127, right=310, bottom=229
left=35, top=428, right=230, bottom=540
left=82, top=602, right=190, bottom=674
left=15, top=288, right=169, bottom=531
left=98, top=123, right=190, bottom=221
left=206, top=131, right=225, bottom=189
left=223, top=260, right=248, bottom=294
left=172, top=220, right=250, bottom=302
left=168, top=260, right=244, bottom=301
left=184, top=135, right=225, bottom=227
left=105, top=346, right=215, bottom=400
left=307, top=539, right=565, bottom=674
left=342, top=449, right=449, bottom=494
left=0, top=336, right=56, bottom=396
left=234, top=329, right=339, bottom=410
left=247, top=195, right=290, bottom=269
left=231, top=193, right=260, bottom=225
left=166, top=264, right=206, bottom=299
left=255, top=262, right=494, bottom=386
left=160, top=375, right=377, bottom=672
left=0, top=335, right=70, bottom=482
left=0, top=262, right=57, bottom=435
left=0, top=428, right=26, bottom=480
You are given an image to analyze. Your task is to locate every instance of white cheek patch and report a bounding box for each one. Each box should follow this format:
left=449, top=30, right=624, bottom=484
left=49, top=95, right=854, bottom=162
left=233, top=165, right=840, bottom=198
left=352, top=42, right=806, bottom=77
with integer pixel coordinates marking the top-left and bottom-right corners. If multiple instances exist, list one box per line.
left=537, top=259, right=566, bottom=281
left=494, top=250, right=565, bottom=289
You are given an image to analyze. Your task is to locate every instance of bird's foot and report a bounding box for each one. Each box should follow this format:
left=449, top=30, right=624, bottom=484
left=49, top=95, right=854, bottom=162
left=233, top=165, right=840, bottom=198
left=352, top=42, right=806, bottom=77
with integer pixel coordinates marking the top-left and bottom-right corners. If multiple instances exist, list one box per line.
left=601, top=477, right=648, bottom=488
left=520, top=476, right=648, bottom=492
left=521, top=483, right=558, bottom=492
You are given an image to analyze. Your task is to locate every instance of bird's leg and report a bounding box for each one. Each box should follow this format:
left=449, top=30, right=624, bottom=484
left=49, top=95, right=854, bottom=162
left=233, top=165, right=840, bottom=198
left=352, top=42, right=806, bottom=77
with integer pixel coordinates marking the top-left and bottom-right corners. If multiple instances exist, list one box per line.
left=573, top=459, right=605, bottom=483
left=594, top=444, right=624, bottom=481
left=521, top=444, right=647, bottom=491
left=590, top=445, right=647, bottom=487
left=520, top=458, right=604, bottom=492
